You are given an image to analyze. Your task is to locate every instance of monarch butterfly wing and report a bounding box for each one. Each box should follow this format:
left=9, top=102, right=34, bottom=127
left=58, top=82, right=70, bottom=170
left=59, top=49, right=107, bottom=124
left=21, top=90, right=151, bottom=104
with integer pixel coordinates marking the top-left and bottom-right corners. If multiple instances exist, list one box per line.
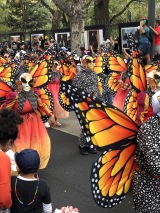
left=58, top=90, right=73, bottom=112
left=30, top=45, right=57, bottom=88
left=129, top=51, right=147, bottom=93
left=0, top=78, right=13, bottom=105
left=107, top=54, right=127, bottom=73
left=97, top=75, right=103, bottom=96
left=61, top=65, right=77, bottom=81
left=123, top=89, right=138, bottom=122
left=144, top=62, right=159, bottom=75
left=25, top=58, right=36, bottom=72
left=0, top=57, right=8, bottom=65
left=93, top=53, right=108, bottom=75
left=91, top=143, right=137, bottom=208
left=60, top=81, right=138, bottom=207
left=36, top=88, right=54, bottom=122
left=60, top=81, right=138, bottom=149
left=93, top=56, right=103, bottom=74
left=106, top=72, right=121, bottom=95
left=0, top=62, right=18, bottom=82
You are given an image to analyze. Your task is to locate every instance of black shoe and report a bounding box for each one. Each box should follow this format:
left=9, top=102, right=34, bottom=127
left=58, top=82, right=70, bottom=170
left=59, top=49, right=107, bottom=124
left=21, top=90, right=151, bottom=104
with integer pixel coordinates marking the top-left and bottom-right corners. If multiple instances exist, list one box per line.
left=79, top=146, right=88, bottom=155
left=86, top=146, right=97, bottom=154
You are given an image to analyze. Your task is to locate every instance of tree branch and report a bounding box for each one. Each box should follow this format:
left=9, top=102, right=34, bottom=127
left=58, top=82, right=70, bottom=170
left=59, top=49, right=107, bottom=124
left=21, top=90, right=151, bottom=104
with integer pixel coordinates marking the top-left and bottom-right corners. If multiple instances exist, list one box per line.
left=110, top=0, right=138, bottom=23
left=40, top=0, right=55, bottom=14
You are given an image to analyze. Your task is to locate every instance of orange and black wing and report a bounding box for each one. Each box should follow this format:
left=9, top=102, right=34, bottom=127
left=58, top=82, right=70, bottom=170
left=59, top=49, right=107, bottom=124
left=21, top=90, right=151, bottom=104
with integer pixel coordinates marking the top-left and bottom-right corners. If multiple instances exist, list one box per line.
left=30, top=45, right=57, bottom=88
left=107, top=54, right=127, bottom=73
left=60, top=81, right=138, bottom=207
left=58, top=90, right=72, bottom=112
left=106, top=72, right=121, bottom=95
left=123, top=89, right=138, bottom=122
left=36, top=87, right=54, bottom=122
left=0, top=61, right=18, bottom=82
left=91, top=142, right=137, bottom=208
left=93, top=53, right=108, bottom=75
left=60, top=64, right=77, bottom=81
left=144, top=62, right=160, bottom=75
left=60, top=81, right=138, bottom=149
left=129, top=50, right=147, bottom=93
left=25, top=58, right=36, bottom=72
left=0, top=57, right=8, bottom=65
left=30, top=59, right=52, bottom=88
left=0, top=78, right=13, bottom=105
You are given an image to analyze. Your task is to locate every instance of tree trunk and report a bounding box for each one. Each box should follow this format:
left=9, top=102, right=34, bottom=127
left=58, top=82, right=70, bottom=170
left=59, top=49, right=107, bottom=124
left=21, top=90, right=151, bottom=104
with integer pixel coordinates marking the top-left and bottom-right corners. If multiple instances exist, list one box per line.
left=70, top=15, right=85, bottom=53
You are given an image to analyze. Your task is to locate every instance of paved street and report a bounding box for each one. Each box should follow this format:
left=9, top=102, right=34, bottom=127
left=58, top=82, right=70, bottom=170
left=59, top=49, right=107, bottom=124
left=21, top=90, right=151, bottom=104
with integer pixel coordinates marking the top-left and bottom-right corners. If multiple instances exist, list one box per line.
left=39, top=112, right=136, bottom=213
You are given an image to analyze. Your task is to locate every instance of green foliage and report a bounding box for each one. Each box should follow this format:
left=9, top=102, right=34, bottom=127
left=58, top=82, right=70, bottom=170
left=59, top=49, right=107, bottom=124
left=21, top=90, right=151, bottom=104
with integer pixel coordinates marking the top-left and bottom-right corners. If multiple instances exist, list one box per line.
left=6, top=0, right=52, bottom=33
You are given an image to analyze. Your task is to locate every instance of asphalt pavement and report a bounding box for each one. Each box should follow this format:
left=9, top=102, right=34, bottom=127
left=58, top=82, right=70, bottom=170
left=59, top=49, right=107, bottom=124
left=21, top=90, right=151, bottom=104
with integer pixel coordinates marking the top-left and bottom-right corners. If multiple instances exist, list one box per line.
left=38, top=112, right=136, bottom=213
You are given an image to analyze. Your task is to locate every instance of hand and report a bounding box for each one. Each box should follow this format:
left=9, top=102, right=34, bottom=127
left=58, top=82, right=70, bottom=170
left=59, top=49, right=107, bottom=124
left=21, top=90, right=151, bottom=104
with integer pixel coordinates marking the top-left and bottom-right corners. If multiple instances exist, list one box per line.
left=140, top=21, right=143, bottom=26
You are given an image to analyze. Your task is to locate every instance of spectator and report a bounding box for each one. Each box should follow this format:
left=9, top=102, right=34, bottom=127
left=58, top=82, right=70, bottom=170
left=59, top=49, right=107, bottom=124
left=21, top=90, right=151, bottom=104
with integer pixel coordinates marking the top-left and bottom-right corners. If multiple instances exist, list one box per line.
left=44, top=36, right=50, bottom=50
left=89, top=32, right=98, bottom=53
left=39, top=36, right=45, bottom=50
left=138, top=18, right=151, bottom=64
left=0, top=108, right=23, bottom=211
left=10, top=148, right=52, bottom=213
left=149, top=20, right=160, bottom=61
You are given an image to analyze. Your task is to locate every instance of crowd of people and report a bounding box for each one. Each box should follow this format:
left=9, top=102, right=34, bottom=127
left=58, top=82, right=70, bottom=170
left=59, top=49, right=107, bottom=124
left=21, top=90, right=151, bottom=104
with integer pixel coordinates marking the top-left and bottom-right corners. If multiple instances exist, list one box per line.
left=0, top=16, right=160, bottom=213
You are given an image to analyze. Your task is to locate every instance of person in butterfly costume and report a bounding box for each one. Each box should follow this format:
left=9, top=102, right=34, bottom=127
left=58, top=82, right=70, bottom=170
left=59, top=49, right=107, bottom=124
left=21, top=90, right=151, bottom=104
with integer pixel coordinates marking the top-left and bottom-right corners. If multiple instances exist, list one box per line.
left=72, top=55, right=102, bottom=155
left=47, top=60, right=69, bottom=128
left=132, top=91, right=160, bottom=213
left=59, top=79, right=159, bottom=212
left=0, top=73, right=56, bottom=174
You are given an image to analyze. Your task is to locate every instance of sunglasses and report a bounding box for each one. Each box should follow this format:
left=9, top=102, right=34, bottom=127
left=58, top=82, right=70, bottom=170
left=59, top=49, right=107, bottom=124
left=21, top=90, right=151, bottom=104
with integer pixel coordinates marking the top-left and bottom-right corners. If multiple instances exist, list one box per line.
left=21, top=77, right=33, bottom=87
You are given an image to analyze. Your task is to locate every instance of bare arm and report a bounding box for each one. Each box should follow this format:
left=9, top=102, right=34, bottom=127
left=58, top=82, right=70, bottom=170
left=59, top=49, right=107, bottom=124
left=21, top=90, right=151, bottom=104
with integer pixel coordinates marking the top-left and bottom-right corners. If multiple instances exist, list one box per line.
left=140, top=21, right=145, bottom=35
left=149, top=26, right=159, bottom=36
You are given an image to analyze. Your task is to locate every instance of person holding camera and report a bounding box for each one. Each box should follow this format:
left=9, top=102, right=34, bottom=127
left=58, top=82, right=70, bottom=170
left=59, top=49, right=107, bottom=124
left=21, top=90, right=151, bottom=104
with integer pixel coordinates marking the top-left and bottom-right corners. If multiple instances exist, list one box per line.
left=138, top=18, right=151, bottom=65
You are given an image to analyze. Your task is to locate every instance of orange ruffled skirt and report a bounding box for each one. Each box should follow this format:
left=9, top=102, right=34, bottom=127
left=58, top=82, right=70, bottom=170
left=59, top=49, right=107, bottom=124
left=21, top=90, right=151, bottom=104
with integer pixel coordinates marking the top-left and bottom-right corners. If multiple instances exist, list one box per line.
left=48, top=78, right=69, bottom=118
left=11, top=112, right=51, bottom=170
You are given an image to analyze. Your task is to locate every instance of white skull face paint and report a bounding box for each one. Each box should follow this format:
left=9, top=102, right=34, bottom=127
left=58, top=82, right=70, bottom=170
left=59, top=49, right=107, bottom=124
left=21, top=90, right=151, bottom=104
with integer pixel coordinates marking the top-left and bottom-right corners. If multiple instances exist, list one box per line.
left=20, top=73, right=33, bottom=92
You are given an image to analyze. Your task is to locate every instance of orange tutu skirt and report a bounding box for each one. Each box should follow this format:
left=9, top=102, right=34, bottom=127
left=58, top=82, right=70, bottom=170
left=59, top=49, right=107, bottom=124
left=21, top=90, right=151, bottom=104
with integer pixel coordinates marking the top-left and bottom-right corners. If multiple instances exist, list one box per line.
left=11, top=112, right=51, bottom=170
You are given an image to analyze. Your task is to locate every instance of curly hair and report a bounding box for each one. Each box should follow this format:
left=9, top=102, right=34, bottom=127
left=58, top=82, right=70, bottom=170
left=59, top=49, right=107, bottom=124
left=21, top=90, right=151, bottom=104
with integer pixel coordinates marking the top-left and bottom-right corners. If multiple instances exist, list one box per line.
left=0, top=109, right=23, bottom=146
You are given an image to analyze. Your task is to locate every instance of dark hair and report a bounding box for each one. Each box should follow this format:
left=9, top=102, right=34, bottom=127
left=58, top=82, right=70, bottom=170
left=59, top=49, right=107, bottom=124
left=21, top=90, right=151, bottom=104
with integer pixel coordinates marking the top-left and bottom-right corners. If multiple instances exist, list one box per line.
left=156, top=20, right=160, bottom=25
left=80, top=47, right=85, bottom=51
left=0, top=109, right=23, bottom=146
left=143, top=19, right=148, bottom=25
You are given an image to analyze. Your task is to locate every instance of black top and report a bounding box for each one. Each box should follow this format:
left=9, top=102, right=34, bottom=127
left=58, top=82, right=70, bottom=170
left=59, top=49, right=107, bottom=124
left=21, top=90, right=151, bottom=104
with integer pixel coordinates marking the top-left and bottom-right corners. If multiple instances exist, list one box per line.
left=10, top=176, right=51, bottom=213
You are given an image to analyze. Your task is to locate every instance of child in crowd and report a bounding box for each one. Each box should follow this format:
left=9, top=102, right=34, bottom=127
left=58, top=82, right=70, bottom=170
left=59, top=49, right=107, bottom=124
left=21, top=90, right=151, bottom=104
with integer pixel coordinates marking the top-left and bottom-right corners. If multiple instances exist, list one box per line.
left=10, top=149, right=52, bottom=213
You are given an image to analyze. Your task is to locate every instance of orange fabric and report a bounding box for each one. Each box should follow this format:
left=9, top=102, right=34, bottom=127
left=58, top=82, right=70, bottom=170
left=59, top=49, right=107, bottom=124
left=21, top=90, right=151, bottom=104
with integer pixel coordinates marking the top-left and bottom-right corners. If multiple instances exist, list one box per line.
left=0, top=151, right=12, bottom=209
left=1, top=92, right=51, bottom=170
left=11, top=112, right=51, bottom=169
left=48, top=79, right=69, bottom=118
left=113, top=88, right=130, bottom=110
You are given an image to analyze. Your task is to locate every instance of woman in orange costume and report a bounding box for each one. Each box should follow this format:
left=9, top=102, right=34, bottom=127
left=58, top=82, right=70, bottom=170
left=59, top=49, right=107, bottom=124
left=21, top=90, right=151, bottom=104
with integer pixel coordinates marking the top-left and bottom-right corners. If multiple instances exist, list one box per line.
left=0, top=73, right=55, bottom=173
left=47, top=61, right=69, bottom=127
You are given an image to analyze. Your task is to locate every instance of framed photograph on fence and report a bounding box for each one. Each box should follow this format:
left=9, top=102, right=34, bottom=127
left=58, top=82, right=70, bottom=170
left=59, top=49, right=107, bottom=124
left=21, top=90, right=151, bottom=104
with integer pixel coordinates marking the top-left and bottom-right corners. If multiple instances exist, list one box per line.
left=55, top=32, right=70, bottom=47
left=84, top=28, right=104, bottom=51
left=119, top=22, right=139, bottom=53
left=10, top=34, right=22, bottom=43
left=30, top=33, right=44, bottom=45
